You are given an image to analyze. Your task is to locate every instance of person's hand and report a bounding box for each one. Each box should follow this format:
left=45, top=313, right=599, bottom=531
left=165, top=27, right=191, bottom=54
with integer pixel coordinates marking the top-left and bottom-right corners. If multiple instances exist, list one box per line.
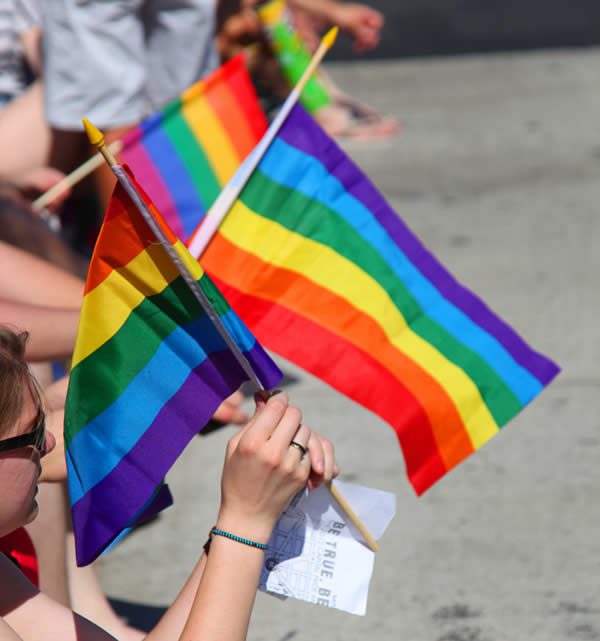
left=211, top=389, right=248, bottom=425
left=330, top=2, right=383, bottom=52
left=217, top=392, right=313, bottom=542
left=14, top=167, right=71, bottom=212
left=253, top=393, right=339, bottom=490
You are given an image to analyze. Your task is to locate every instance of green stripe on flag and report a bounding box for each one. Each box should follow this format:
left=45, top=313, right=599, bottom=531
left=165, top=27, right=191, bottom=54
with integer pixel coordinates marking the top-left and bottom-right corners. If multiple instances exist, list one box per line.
left=240, top=170, right=522, bottom=425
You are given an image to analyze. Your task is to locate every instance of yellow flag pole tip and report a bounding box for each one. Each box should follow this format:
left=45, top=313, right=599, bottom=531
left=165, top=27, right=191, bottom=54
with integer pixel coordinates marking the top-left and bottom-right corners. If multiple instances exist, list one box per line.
left=322, top=26, right=339, bottom=49
left=82, top=118, right=105, bottom=148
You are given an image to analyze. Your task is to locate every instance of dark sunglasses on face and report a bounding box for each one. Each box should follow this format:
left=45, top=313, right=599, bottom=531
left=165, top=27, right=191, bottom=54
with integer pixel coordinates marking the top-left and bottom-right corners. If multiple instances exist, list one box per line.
left=0, top=409, right=46, bottom=455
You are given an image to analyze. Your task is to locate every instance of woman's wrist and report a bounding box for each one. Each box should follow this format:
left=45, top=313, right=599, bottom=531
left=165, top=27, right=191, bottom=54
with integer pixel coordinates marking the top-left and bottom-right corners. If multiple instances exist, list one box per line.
left=215, top=508, right=276, bottom=547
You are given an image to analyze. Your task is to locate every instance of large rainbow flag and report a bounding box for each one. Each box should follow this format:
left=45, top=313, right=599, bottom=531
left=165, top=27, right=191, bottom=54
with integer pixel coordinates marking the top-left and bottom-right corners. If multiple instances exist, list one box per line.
left=119, top=54, right=267, bottom=241
left=198, top=105, right=560, bottom=495
left=65, top=168, right=281, bottom=565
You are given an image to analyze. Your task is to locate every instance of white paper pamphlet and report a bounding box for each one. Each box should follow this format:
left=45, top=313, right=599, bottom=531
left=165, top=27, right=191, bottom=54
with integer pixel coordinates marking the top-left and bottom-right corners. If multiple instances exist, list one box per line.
left=259, top=480, right=396, bottom=616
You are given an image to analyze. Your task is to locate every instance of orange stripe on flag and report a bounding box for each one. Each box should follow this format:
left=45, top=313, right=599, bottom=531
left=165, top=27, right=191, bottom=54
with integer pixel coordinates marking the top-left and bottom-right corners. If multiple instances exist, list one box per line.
left=203, top=233, right=475, bottom=470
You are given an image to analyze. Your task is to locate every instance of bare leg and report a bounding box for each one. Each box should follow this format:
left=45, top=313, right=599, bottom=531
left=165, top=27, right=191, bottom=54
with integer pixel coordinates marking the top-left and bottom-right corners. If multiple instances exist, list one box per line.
left=65, top=531, right=146, bottom=641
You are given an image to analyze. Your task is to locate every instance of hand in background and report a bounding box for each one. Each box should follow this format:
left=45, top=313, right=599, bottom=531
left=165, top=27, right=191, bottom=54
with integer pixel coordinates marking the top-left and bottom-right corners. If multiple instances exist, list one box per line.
left=14, top=167, right=71, bottom=212
left=332, top=2, right=383, bottom=52
left=211, top=390, right=248, bottom=425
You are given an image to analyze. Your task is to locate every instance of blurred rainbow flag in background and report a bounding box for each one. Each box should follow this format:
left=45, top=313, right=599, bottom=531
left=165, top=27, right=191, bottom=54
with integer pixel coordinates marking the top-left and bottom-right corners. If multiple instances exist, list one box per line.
left=65, top=168, right=281, bottom=566
left=197, top=105, right=560, bottom=495
left=257, top=0, right=332, bottom=114
left=120, top=54, right=267, bottom=241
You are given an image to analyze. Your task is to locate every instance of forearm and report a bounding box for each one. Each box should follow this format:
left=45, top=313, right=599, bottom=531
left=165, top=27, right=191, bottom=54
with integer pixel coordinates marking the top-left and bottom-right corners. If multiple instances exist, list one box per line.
left=287, top=0, right=340, bottom=23
left=0, top=241, right=84, bottom=308
left=0, top=300, right=78, bottom=360
left=178, top=527, right=269, bottom=641
left=143, top=555, right=207, bottom=641
left=146, top=516, right=272, bottom=641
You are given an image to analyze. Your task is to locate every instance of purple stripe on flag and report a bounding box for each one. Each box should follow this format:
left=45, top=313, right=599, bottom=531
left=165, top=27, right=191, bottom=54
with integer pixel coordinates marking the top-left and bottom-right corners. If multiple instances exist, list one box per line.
left=120, top=139, right=186, bottom=241
left=277, top=105, right=559, bottom=386
left=135, top=483, right=173, bottom=525
left=71, top=345, right=281, bottom=566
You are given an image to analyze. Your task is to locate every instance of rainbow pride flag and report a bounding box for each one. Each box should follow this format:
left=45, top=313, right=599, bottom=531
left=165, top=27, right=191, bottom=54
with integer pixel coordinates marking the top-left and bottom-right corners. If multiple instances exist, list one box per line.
left=199, top=105, right=559, bottom=495
left=65, top=168, right=281, bottom=565
left=120, top=54, right=267, bottom=241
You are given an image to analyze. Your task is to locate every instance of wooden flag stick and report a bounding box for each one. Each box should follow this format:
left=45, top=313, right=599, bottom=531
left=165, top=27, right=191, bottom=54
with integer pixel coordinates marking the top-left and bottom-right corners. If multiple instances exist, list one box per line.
left=31, top=139, right=123, bottom=212
left=187, top=26, right=339, bottom=258
left=327, top=481, right=379, bottom=552
left=83, top=118, right=268, bottom=394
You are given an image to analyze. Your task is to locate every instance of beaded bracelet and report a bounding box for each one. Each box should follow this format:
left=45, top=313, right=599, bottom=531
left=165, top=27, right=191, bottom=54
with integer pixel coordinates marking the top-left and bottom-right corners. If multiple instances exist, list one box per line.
left=203, top=526, right=269, bottom=556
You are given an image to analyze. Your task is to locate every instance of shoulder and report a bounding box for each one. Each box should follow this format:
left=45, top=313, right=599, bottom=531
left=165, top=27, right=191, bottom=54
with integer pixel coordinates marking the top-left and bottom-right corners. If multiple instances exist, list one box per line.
left=0, top=555, right=117, bottom=641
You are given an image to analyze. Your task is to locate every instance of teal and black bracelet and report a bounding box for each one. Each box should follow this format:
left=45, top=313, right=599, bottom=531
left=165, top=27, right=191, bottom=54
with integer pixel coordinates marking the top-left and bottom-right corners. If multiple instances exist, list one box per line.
left=203, top=527, right=269, bottom=555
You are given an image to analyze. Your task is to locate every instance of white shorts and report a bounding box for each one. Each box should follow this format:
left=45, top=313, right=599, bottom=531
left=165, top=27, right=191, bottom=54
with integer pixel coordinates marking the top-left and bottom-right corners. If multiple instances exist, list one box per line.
left=43, top=0, right=218, bottom=130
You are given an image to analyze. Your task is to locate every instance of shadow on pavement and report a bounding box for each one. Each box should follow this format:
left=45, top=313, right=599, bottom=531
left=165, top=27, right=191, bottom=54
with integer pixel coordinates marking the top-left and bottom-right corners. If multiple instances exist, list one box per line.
left=109, top=598, right=167, bottom=633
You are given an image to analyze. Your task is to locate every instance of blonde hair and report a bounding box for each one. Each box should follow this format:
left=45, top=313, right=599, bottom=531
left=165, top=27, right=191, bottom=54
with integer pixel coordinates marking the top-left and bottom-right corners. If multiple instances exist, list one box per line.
left=0, top=325, right=38, bottom=438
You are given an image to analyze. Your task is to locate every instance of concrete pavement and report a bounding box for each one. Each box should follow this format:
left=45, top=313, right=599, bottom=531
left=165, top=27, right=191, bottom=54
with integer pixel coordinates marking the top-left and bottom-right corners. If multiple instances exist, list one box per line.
left=97, top=48, right=600, bottom=641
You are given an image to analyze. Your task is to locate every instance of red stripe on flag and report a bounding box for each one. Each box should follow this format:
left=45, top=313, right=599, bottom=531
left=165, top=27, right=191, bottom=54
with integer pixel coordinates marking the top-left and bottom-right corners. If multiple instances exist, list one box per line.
left=221, top=55, right=269, bottom=142
left=211, top=274, right=448, bottom=493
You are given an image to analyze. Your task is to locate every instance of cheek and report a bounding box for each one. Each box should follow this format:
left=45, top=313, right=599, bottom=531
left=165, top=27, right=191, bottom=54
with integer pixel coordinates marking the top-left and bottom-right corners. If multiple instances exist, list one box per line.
left=0, top=459, right=39, bottom=534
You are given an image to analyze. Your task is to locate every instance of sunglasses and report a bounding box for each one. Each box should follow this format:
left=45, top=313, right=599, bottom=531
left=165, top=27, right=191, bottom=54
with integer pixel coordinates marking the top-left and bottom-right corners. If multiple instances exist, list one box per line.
left=0, top=408, right=46, bottom=455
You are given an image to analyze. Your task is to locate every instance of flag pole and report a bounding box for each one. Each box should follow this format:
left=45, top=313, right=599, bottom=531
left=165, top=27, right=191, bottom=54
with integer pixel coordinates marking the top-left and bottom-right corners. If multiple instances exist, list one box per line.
left=327, top=482, right=379, bottom=552
left=31, top=140, right=124, bottom=213
left=83, top=118, right=268, bottom=396
left=187, top=26, right=339, bottom=259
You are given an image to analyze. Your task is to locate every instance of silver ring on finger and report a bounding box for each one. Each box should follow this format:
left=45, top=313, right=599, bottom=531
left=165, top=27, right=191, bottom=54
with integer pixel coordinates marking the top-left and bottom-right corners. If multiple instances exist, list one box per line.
left=289, top=440, right=307, bottom=457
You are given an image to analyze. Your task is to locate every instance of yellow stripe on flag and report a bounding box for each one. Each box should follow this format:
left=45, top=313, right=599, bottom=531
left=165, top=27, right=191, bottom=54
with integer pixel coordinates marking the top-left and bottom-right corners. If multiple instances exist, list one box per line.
left=182, top=100, right=240, bottom=185
left=73, top=240, right=203, bottom=368
left=220, top=202, right=499, bottom=449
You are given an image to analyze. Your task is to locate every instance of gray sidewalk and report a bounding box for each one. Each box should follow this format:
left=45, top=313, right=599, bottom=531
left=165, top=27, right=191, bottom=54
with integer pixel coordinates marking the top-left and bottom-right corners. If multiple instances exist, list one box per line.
left=97, top=48, right=600, bottom=640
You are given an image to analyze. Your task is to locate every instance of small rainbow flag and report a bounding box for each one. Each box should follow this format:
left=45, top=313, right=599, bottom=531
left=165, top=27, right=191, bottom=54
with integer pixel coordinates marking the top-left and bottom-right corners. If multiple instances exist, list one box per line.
left=65, top=168, right=281, bottom=565
left=199, top=105, right=560, bottom=495
left=119, top=54, right=267, bottom=241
